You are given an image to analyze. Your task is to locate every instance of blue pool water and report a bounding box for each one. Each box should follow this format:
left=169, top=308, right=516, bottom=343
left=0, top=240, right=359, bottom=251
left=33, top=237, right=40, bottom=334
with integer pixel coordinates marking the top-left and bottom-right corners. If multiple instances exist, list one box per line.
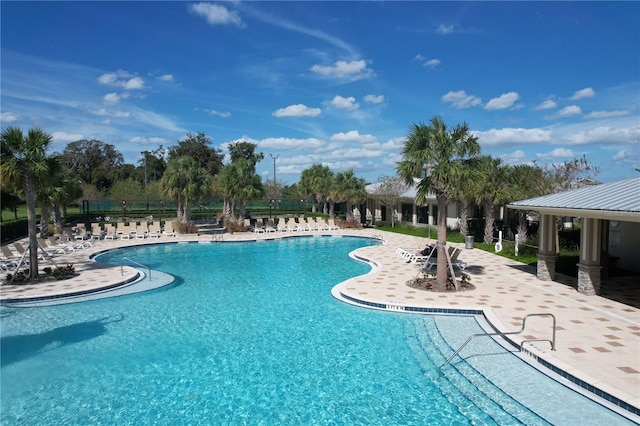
left=0, top=236, right=634, bottom=424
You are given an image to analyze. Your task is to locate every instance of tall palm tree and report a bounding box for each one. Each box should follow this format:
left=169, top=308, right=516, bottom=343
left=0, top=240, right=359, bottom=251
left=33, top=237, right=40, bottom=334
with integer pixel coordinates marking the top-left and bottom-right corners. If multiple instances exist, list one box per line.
left=1, top=127, right=54, bottom=278
left=300, top=165, right=334, bottom=214
left=160, top=156, right=211, bottom=223
left=397, top=116, right=481, bottom=290
left=331, top=169, right=367, bottom=221
left=475, top=156, right=513, bottom=244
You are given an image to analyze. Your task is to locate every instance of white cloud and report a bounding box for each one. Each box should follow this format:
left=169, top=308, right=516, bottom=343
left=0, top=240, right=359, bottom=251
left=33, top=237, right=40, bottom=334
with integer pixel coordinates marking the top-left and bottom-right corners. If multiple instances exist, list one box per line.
left=441, top=90, right=482, bottom=109
left=272, top=104, right=321, bottom=118
left=584, top=110, right=631, bottom=119
left=157, top=74, right=174, bottom=82
left=423, top=59, right=441, bottom=69
left=547, top=105, right=582, bottom=119
left=103, top=92, right=130, bottom=105
left=537, top=147, right=575, bottom=160
left=310, top=60, right=373, bottom=82
left=207, top=109, right=231, bottom=118
left=437, top=24, right=455, bottom=34
left=413, top=55, right=440, bottom=69
left=331, top=95, right=359, bottom=111
left=569, top=87, right=595, bottom=100
left=533, top=99, right=557, bottom=110
left=484, top=92, right=520, bottom=110
left=258, top=137, right=325, bottom=150
left=612, top=149, right=639, bottom=164
left=562, top=125, right=640, bottom=146
left=190, top=2, right=244, bottom=27
left=498, top=150, right=528, bottom=165
left=130, top=136, right=169, bottom=144
left=0, top=112, right=19, bottom=123
left=473, top=127, right=553, bottom=147
left=98, top=70, right=145, bottom=90
left=51, top=131, right=83, bottom=142
left=329, top=130, right=377, bottom=143
left=92, top=108, right=131, bottom=118
left=363, top=94, right=384, bottom=104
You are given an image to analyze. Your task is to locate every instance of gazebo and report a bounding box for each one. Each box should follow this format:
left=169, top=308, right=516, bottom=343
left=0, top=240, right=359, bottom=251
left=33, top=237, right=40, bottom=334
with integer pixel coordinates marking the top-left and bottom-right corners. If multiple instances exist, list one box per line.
left=508, top=177, right=640, bottom=296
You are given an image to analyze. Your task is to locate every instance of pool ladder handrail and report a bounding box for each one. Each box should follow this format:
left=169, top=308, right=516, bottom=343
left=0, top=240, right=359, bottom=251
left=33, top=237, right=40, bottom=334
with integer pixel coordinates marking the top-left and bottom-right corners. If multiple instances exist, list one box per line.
left=441, top=313, right=556, bottom=367
left=120, top=257, right=152, bottom=281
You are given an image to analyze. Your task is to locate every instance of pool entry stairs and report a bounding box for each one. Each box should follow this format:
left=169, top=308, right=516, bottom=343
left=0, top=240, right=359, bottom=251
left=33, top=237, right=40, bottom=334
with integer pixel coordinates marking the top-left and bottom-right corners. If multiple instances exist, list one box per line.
left=405, top=316, right=552, bottom=425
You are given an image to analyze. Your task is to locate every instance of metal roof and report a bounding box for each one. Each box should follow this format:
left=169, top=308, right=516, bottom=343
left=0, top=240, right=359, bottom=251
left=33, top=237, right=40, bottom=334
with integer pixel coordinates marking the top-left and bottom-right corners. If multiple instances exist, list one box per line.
left=508, top=177, right=640, bottom=221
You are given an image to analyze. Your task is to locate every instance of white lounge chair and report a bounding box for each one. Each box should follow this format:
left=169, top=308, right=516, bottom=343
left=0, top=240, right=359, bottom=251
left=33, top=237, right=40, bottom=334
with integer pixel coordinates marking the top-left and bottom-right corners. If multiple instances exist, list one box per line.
left=327, top=218, right=340, bottom=230
left=162, top=221, right=176, bottom=237
left=286, top=218, right=301, bottom=232
left=253, top=219, right=266, bottom=233
left=276, top=219, right=288, bottom=233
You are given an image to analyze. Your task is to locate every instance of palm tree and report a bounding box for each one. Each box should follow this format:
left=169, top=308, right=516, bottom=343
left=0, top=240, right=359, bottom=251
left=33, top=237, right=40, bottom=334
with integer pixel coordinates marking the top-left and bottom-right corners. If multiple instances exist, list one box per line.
left=1, top=127, right=54, bottom=279
left=475, top=156, right=513, bottom=244
left=331, top=169, right=367, bottom=221
left=160, top=156, right=211, bottom=223
left=300, top=165, right=334, bottom=214
left=508, top=164, right=547, bottom=243
left=397, top=116, right=481, bottom=290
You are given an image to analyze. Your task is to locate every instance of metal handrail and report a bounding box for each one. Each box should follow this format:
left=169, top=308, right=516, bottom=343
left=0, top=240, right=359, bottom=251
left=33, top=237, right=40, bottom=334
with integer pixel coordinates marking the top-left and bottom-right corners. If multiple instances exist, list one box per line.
left=442, top=313, right=556, bottom=367
left=120, top=257, right=151, bottom=281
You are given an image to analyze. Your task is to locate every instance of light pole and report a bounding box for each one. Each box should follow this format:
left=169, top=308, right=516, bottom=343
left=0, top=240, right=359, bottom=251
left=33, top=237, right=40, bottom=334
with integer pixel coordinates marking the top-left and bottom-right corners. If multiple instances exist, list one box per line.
left=269, top=153, right=279, bottom=184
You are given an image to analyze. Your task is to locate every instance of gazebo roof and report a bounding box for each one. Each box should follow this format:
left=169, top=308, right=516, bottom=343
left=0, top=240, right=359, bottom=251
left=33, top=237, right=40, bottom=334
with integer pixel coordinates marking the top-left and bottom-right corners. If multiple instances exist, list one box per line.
left=508, top=177, right=640, bottom=222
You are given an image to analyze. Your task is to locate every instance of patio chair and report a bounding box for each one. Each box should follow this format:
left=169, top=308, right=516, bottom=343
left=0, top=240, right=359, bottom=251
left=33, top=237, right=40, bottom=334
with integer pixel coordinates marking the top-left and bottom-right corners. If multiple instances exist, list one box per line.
left=253, top=219, right=266, bottom=233
left=162, top=221, right=176, bottom=237
left=327, top=218, right=340, bottom=230
left=264, top=220, right=277, bottom=233
left=286, top=218, right=301, bottom=232
left=276, top=219, right=288, bottom=233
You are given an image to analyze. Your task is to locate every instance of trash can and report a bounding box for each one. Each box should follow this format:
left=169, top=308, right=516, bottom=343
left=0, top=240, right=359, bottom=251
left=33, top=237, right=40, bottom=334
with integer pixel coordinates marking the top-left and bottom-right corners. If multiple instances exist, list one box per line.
left=464, top=235, right=475, bottom=249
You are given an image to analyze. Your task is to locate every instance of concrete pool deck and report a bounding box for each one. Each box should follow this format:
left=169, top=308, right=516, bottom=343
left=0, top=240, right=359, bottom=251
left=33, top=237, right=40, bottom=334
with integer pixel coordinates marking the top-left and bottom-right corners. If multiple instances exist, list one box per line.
left=1, top=228, right=638, bottom=414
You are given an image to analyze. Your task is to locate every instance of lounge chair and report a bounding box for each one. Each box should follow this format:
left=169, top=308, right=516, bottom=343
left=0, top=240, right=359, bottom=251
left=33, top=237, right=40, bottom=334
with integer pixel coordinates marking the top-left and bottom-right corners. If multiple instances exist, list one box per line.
left=307, top=218, right=322, bottom=231
left=103, top=224, right=118, bottom=240
left=119, top=223, right=134, bottom=240
left=315, top=218, right=330, bottom=231
left=37, top=237, right=65, bottom=257
left=253, top=219, right=266, bottom=233
left=47, top=236, right=76, bottom=252
left=147, top=223, right=161, bottom=238
left=327, top=218, right=340, bottom=230
left=12, top=242, right=47, bottom=261
left=264, top=220, right=277, bottom=233
left=64, top=228, right=94, bottom=247
left=423, top=246, right=466, bottom=273
left=135, top=223, right=148, bottom=239
left=1, top=245, right=22, bottom=263
left=286, top=218, right=301, bottom=232
left=90, top=223, right=105, bottom=240
left=298, top=218, right=313, bottom=232
left=162, top=221, right=176, bottom=237
left=276, top=219, right=288, bottom=233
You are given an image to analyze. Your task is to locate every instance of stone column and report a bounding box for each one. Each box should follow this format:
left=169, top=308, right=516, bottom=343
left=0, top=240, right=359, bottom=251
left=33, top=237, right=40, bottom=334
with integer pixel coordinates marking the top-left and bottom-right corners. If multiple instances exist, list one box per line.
left=577, top=217, right=602, bottom=295
left=577, top=263, right=602, bottom=296
left=537, top=252, right=556, bottom=281
left=537, top=214, right=557, bottom=281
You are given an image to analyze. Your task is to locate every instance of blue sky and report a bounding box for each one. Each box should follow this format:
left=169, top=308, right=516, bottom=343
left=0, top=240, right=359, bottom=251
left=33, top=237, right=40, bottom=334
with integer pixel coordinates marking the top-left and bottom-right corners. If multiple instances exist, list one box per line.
left=1, top=1, right=639, bottom=185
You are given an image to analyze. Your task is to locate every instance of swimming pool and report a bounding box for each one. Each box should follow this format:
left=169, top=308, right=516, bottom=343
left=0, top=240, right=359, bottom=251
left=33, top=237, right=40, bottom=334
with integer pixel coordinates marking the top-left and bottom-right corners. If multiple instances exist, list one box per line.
left=0, top=236, right=635, bottom=424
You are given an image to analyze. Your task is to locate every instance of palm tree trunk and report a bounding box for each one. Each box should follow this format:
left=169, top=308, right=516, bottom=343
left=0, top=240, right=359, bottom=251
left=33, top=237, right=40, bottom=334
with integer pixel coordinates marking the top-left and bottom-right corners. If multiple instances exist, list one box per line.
left=516, top=211, right=528, bottom=243
left=483, top=201, right=495, bottom=244
left=329, top=200, right=335, bottom=217
left=40, top=204, right=50, bottom=236
left=459, top=200, right=470, bottom=236
left=345, top=202, right=352, bottom=221
left=25, top=180, right=39, bottom=279
left=435, top=193, right=448, bottom=289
